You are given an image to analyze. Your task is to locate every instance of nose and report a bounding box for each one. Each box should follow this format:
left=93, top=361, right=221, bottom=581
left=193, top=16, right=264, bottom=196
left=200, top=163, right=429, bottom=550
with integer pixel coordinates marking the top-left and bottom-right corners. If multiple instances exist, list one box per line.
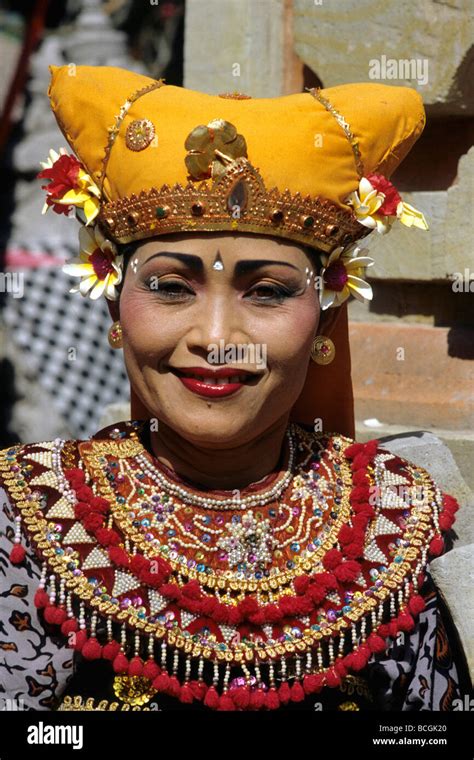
left=184, top=291, right=251, bottom=357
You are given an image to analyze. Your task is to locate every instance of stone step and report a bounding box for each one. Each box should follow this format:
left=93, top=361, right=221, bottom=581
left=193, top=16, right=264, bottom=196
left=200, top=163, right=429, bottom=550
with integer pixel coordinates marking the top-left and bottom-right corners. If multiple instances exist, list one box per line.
left=350, top=321, right=474, bottom=431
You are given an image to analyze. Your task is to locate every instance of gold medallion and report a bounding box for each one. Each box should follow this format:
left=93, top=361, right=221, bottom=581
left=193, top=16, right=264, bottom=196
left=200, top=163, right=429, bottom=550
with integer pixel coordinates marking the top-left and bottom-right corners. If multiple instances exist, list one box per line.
left=125, top=119, right=155, bottom=151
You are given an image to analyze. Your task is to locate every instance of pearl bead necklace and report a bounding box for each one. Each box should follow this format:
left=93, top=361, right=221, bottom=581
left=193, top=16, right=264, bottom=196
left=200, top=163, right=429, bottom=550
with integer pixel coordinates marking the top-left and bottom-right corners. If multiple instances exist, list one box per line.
left=133, top=425, right=297, bottom=510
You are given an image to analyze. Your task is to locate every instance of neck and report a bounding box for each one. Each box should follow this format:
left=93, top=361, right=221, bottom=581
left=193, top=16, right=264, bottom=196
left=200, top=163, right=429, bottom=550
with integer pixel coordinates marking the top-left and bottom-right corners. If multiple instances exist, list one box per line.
left=147, top=416, right=291, bottom=491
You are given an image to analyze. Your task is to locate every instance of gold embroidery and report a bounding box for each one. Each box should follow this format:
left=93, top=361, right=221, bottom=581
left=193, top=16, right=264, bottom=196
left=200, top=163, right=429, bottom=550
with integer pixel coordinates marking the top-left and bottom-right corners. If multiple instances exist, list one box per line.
left=79, top=428, right=354, bottom=595
left=125, top=119, right=156, bottom=152
left=56, top=695, right=154, bottom=711
left=340, top=674, right=373, bottom=701
left=113, top=675, right=156, bottom=705
left=307, top=88, right=365, bottom=179
left=98, top=156, right=366, bottom=251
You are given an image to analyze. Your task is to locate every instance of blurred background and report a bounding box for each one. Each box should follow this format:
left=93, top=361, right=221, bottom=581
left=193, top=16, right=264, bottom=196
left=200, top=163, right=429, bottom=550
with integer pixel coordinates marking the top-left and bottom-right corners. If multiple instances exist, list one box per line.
left=0, top=0, right=473, bottom=488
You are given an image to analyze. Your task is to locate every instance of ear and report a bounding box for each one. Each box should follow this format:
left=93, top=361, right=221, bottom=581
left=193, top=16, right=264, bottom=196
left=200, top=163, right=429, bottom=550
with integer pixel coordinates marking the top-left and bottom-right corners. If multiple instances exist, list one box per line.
left=316, top=304, right=342, bottom=337
left=106, top=298, right=120, bottom=322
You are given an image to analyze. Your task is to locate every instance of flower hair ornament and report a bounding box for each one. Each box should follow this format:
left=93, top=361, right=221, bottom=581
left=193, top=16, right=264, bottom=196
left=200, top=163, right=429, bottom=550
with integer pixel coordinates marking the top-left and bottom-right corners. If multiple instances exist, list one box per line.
left=346, top=173, right=428, bottom=235
left=38, top=72, right=429, bottom=307
left=38, top=148, right=124, bottom=301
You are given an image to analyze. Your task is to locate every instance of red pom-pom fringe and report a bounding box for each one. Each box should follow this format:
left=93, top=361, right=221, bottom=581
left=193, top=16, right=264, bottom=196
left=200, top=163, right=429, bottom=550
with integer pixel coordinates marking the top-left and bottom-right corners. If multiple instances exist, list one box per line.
left=60, top=618, right=79, bottom=635
left=81, top=637, right=103, bottom=660
left=367, top=633, right=387, bottom=653
left=10, top=544, right=26, bottom=564
left=429, top=536, right=444, bottom=556
left=142, top=659, right=160, bottom=681
left=102, top=640, right=121, bottom=660
left=408, top=594, right=426, bottom=616
left=265, top=689, right=280, bottom=709
left=290, top=681, right=305, bottom=702
left=43, top=605, right=67, bottom=625
left=128, top=656, right=144, bottom=676
left=180, top=684, right=194, bottom=704
left=112, top=652, right=129, bottom=673
left=34, top=589, right=50, bottom=609
left=203, top=685, right=220, bottom=709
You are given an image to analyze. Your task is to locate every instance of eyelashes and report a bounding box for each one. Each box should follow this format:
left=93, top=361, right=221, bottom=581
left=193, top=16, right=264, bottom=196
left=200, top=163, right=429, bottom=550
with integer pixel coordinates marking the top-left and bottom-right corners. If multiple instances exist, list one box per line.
left=144, top=278, right=193, bottom=299
left=245, top=284, right=295, bottom=303
left=142, top=277, right=298, bottom=304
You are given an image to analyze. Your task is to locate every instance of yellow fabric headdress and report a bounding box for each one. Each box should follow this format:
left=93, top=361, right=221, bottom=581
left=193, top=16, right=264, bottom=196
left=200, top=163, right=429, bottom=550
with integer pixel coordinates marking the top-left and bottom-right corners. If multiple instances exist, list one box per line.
left=42, top=66, right=427, bottom=271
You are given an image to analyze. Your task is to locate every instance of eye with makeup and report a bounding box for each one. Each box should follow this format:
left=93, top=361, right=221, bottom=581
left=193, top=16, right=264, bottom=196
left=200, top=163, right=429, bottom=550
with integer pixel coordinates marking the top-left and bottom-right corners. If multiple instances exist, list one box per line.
left=244, top=280, right=298, bottom=304
left=142, top=274, right=195, bottom=300
left=141, top=275, right=302, bottom=304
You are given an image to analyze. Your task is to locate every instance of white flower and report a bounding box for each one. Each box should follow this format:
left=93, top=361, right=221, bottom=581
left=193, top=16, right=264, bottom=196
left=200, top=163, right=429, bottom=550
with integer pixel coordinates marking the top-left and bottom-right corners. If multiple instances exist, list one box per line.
left=39, top=147, right=68, bottom=170
left=62, top=225, right=123, bottom=300
left=319, top=244, right=374, bottom=310
left=346, top=177, right=393, bottom=234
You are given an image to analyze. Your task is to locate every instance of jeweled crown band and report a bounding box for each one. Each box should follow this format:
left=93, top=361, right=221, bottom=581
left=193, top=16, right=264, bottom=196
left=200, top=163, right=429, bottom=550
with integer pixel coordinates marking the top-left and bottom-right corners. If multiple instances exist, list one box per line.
left=98, top=157, right=368, bottom=252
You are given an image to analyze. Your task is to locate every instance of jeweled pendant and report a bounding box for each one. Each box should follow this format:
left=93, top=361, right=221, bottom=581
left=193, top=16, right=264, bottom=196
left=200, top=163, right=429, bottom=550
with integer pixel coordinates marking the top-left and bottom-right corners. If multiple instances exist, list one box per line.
left=226, top=179, right=249, bottom=214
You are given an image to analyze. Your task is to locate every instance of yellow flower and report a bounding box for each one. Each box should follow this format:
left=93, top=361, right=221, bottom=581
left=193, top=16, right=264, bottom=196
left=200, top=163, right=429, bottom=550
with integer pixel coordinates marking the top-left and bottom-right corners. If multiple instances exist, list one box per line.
left=346, top=174, right=428, bottom=234
left=396, top=201, right=429, bottom=230
left=58, top=167, right=101, bottom=225
left=62, top=226, right=123, bottom=300
left=38, top=148, right=101, bottom=225
left=319, top=244, right=374, bottom=310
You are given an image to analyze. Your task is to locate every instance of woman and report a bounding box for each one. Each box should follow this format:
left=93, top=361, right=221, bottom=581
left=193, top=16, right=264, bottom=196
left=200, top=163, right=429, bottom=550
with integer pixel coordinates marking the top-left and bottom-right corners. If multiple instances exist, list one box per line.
left=0, top=65, right=466, bottom=711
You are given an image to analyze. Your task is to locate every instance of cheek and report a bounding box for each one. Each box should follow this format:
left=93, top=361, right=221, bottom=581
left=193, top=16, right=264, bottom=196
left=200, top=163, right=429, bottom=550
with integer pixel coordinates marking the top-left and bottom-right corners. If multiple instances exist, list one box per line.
left=119, top=290, right=178, bottom=361
left=261, top=300, right=319, bottom=372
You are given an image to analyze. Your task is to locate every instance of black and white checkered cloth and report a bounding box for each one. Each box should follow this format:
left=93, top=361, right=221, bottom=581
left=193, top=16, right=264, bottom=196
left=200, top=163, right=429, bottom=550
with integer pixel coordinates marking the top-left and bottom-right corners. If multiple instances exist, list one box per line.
left=3, top=243, right=130, bottom=439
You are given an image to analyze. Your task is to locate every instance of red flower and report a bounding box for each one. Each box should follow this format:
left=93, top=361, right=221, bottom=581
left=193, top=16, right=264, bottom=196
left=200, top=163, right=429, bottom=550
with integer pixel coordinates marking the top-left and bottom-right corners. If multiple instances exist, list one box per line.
left=44, top=197, right=74, bottom=216
left=38, top=154, right=81, bottom=201
left=365, top=174, right=401, bottom=216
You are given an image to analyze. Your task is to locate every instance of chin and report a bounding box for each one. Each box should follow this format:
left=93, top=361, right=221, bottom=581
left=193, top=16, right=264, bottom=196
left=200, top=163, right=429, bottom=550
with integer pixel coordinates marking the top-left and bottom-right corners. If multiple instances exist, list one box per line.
left=149, top=400, right=267, bottom=447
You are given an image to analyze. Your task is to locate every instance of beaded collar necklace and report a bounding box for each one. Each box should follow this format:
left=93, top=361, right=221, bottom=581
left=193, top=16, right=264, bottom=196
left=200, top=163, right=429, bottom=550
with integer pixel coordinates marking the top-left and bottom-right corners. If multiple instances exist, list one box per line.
left=133, top=422, right=298, bottom=510
left=2, top=420, right=457, bottom=711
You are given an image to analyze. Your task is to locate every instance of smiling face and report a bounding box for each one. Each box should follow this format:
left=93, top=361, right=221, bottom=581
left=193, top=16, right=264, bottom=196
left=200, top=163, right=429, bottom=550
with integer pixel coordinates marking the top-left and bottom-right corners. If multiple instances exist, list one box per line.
left=116, top=232, right=324, bottom=447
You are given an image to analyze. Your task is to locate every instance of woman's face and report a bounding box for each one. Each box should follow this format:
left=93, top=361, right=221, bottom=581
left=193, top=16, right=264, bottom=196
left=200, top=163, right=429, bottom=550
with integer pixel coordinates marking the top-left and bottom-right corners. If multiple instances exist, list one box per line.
left=118, top=232, right=321, bottom=446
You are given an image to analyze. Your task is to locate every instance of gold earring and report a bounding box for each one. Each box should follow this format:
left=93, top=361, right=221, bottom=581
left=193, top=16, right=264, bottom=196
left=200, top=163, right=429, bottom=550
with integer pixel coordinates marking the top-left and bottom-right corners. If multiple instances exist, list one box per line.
left=108, top=321, right=123, bottom=349
left=310, top=335, right=335, bottom=365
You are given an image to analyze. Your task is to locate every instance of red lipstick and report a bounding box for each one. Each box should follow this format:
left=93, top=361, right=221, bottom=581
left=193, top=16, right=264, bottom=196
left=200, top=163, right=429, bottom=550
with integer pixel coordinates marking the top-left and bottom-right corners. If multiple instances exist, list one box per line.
left=171, top=366, right=254, bottom=398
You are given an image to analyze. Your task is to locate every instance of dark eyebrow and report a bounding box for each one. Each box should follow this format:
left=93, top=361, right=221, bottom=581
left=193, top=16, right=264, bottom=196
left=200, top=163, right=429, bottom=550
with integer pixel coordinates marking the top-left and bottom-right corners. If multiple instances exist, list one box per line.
left=141, top=252, right=301, bottom=275
left=142, top=252, right=203, bottom=271
left=234, top=259, right=300, bottom=275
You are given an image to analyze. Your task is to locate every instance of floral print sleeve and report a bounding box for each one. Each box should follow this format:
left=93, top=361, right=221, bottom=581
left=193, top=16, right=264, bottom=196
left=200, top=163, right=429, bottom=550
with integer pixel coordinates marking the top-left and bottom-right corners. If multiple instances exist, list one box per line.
left=0, top=488, right=73, bottom=710
left=367, top=571, right=462, bottom=711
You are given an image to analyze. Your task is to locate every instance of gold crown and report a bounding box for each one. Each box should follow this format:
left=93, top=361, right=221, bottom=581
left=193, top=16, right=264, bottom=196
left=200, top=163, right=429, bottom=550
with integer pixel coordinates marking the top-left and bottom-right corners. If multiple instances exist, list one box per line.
left=98, top=155, right=368, bottom=252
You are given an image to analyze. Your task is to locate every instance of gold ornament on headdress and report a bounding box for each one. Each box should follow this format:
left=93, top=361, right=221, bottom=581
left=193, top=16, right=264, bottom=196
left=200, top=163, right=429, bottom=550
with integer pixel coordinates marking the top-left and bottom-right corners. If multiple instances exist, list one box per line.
left=99, top=116, right=365, bottom=253
left=184, top=119, right=248, bottom=180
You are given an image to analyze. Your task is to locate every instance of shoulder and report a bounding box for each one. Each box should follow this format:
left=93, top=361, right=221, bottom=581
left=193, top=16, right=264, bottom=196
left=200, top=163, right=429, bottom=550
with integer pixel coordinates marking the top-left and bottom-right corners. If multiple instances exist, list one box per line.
left=295, top=424, right=459, bottom=557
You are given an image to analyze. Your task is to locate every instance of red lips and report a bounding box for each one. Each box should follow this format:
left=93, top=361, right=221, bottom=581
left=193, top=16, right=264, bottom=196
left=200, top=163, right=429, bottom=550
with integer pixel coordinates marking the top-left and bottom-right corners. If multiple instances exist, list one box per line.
left=171, top=366, right=253, bottom=398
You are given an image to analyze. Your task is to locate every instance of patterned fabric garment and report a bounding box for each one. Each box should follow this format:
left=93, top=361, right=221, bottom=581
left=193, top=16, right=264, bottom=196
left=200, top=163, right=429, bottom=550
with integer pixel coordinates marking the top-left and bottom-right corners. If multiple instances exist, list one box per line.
left=0, top=421, right=464, bottom=712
